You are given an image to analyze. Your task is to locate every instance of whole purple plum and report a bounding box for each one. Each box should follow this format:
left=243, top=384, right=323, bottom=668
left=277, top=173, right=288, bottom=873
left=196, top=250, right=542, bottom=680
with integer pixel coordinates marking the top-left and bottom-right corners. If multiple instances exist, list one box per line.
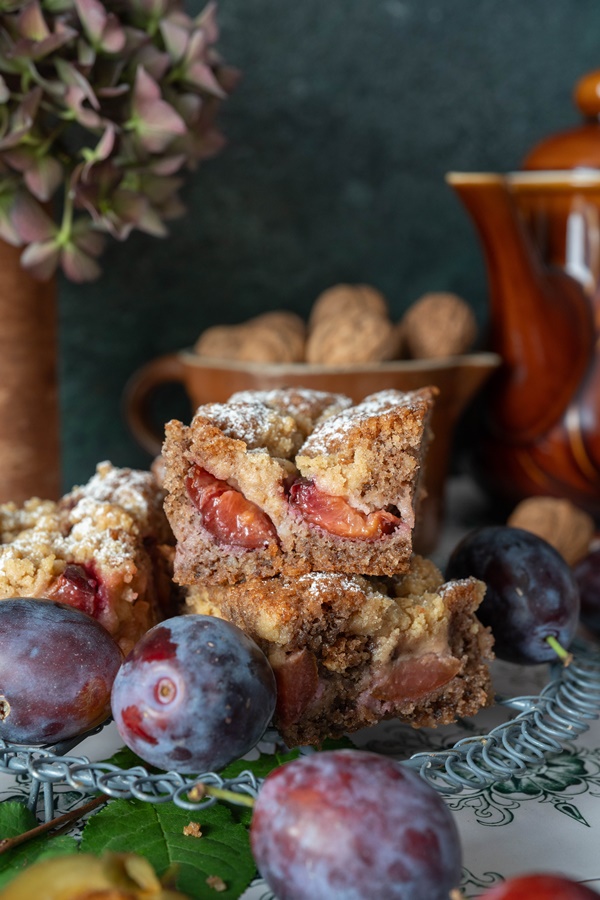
left=0, top=598, right=123, bottom=744
left=573, top=547, right=600, bottom=636
left=446, top=526, right=580, bottom=664
left=250, top=749, right=462, bottom=900
left=111, top=614, right=277, bottom=774
left=482, top=872, right=600, bottom=899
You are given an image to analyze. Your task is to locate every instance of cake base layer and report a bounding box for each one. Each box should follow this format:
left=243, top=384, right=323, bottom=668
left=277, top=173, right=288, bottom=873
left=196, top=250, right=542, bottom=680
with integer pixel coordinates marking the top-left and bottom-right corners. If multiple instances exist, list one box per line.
left=185, top=555, right=494, bottom=746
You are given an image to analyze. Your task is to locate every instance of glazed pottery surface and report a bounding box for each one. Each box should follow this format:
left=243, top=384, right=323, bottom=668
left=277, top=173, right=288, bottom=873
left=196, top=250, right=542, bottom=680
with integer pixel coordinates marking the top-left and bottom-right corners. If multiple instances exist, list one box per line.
left=447, top=170, right=600, bottom=515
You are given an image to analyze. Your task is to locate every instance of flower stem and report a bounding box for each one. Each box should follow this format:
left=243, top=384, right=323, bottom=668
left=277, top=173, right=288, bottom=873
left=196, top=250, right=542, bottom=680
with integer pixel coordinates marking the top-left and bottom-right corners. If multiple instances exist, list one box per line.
left=546, top=635, right=573, bottom=666
left=56, top=182, right=74, bottom=245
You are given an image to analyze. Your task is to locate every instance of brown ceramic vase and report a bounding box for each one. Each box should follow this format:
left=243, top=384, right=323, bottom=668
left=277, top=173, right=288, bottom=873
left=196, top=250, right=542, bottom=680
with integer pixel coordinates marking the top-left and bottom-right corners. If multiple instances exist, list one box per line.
left=0, top=240, right=61, bottom=503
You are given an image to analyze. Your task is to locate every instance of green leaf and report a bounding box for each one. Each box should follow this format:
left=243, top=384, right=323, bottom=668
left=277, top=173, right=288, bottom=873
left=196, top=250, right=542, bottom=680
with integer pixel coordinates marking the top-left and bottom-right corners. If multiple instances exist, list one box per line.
left=221, top=747, right=301, bottom=782
left=103, top=745, right=156, bottom=772
left=0, top=801, right=36, bottom=837
left=217, top=749, right=299, bottom=826
left=318, top=736, right=356, bottom=751
left=0, top=802, right=78, bottom=889
left=80, top=796, right=255, bottom=899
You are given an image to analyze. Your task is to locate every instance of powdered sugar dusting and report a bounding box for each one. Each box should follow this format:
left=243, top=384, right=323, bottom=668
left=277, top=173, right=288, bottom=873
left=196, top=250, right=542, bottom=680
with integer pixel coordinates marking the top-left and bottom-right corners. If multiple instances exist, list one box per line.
left=229, top=387, right=348, bottom=407
left=299, top=388, right=432, bottom=454
left=65, top=461, right=164, bottom=533
left=297, top=571, right=366, bottom=599
left=0, top=463, right=165, bottom=589
left=0, top=463, right=173, bottom=654
left=194, top=401, right=296, bottom=449
left=229, top=387, right=352, bottom=427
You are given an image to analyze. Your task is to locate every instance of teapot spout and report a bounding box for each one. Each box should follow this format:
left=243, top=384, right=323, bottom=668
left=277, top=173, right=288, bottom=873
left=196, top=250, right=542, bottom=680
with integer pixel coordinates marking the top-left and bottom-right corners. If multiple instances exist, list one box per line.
left=447, top=171, right=593, bottom=443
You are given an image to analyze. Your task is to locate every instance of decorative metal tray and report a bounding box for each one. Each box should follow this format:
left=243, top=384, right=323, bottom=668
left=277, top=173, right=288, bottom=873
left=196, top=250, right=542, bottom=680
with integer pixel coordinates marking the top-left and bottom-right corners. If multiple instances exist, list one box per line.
left=2, top=641, right=600, bottom=824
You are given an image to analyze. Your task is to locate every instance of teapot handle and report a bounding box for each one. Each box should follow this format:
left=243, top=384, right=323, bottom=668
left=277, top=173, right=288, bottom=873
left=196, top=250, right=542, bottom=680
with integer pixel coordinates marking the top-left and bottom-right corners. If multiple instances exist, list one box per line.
left=123, top=353, right=187, bottom=457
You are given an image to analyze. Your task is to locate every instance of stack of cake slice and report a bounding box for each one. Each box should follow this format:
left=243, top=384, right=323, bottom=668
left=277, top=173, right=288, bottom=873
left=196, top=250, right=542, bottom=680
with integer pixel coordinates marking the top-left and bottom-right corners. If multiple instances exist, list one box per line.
left=162, top=387, right=494, bottom=747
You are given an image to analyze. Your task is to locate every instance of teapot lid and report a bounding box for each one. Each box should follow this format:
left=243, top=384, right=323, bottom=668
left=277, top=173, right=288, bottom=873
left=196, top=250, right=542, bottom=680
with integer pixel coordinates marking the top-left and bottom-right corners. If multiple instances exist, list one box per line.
left=523, top=70, right=600, bottom=170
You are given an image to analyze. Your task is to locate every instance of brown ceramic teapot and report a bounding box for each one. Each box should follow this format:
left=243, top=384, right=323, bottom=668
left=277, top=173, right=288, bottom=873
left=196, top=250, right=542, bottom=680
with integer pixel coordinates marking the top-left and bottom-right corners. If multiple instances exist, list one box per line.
left=448, top=76, right=600, bottom=515
left=445, top=70, right=600, bottom=516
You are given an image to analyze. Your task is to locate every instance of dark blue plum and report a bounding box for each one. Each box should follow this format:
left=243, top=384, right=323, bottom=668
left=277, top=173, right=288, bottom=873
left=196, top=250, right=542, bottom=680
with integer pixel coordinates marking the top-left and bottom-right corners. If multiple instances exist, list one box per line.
left=446, top=526, right=580, bottom=664
left=0, top=597, right=123, bottom=744
left=111, top=614, right=277, bottom=774
left=250, top=749, right=462, bottom=900
left=573, top=547, right=600, bottom=637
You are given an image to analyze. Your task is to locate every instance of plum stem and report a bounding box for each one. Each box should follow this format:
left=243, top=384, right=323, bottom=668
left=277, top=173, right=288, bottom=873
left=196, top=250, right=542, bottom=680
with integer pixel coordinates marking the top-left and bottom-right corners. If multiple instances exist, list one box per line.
left=0, top=795, right=106, bottom=855
left=187, top=782, right=256, bottom=808
left=546, top=635, right=573, bottom=666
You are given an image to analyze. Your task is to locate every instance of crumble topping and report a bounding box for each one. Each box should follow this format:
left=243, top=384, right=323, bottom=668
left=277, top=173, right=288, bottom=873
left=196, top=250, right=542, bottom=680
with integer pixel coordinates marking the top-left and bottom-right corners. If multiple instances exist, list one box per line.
left=0, top=462, right=175, bottom=654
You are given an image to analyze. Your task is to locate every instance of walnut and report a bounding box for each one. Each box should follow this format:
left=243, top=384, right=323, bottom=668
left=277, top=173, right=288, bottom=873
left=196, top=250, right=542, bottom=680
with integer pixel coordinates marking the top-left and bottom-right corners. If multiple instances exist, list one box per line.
left=194, top=324, right=246, bottom=359
left=183, top=821, right=203, bottom=837
left=195, top=310, right=306, bottom=363
left=309, top=283, right=389, bottom=328
left=507, top=496, right=595, bottom=565
left=244, top=310, right=306, bottom=362
left=250, top=310, right=306, bottom=339
left=306, top=309, right=400, bottom=364
left=400, top=292, right=477, bottom=359
left=306, top=284, right=401, bottom=365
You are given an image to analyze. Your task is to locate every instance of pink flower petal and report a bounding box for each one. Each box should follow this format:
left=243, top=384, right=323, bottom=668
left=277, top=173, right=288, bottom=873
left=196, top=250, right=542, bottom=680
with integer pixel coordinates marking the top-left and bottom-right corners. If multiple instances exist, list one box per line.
left=0, top=211, right=23, bottom=247
left=10, top=190, right=56, bottom=242
left=77, top=232, right=105, bottom=257
left=195, top=2, right=219, bottom=44
left=135, top=98, right=187, bottom=153
left=2, top=148, right=34, bottom=173
left=150, top=154, right=186, bottom=175
left=24, top=155, right=63, bottom=201
left=101, top=14, right=126, bottom=54
left=61, top=243, right=102, bottom=282
left=133, top=45, right=171, bottom=81
left=55, top=59, right=99, bottom=109
left=91, top=125, right=116, bottom=163
left=18, top=0, right=50, bottom=42
left=74, top=0, right=107, bottom=44
left=132, top=66, right=161, bottom=107
left=160, top=18, right=189, bottom=63
left=135, top=204, right=168, bottom=237
left=184, top=58, right=226, bottom=98
left=20, top=239, right=61, bottom=281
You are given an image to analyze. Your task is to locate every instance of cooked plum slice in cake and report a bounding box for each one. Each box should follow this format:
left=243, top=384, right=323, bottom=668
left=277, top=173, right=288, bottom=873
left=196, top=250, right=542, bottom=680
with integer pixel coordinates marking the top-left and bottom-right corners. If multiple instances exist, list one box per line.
left=162, top=386, right=436, bottom=584
left=185, top=555, right=494, bottom=746
left=0, top=462, right=175, bottom=655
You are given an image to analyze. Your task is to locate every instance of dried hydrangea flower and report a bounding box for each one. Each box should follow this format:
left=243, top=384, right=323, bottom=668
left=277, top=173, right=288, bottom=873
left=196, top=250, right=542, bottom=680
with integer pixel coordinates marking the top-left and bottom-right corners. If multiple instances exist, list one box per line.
left=0, top=0, right=236, bottom=280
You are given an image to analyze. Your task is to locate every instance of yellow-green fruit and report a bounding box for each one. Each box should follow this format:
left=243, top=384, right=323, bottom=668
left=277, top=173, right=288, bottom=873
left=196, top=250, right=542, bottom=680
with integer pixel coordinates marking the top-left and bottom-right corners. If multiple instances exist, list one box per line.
left=0, top=852, right=190, bottom=900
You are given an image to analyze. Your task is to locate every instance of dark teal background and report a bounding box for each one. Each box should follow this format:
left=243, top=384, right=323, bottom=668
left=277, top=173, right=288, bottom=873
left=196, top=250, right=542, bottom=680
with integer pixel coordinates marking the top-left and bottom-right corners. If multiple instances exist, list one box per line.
left=58, top=0, right=600, bottom=489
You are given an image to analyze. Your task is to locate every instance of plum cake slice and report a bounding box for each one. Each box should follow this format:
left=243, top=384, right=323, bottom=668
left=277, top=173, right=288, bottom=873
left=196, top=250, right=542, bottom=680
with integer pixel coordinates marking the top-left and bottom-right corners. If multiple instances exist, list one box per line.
left=0, top=462, right=175, bottom=655
left=185, top=554, right=494, bottom=747
left=162, top=386, right=436, bottom=584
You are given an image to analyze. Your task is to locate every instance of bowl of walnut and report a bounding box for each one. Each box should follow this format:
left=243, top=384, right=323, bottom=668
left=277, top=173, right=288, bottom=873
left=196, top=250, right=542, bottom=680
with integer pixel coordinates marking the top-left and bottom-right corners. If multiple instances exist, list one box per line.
left=124, top=284, right=500, bottom=551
